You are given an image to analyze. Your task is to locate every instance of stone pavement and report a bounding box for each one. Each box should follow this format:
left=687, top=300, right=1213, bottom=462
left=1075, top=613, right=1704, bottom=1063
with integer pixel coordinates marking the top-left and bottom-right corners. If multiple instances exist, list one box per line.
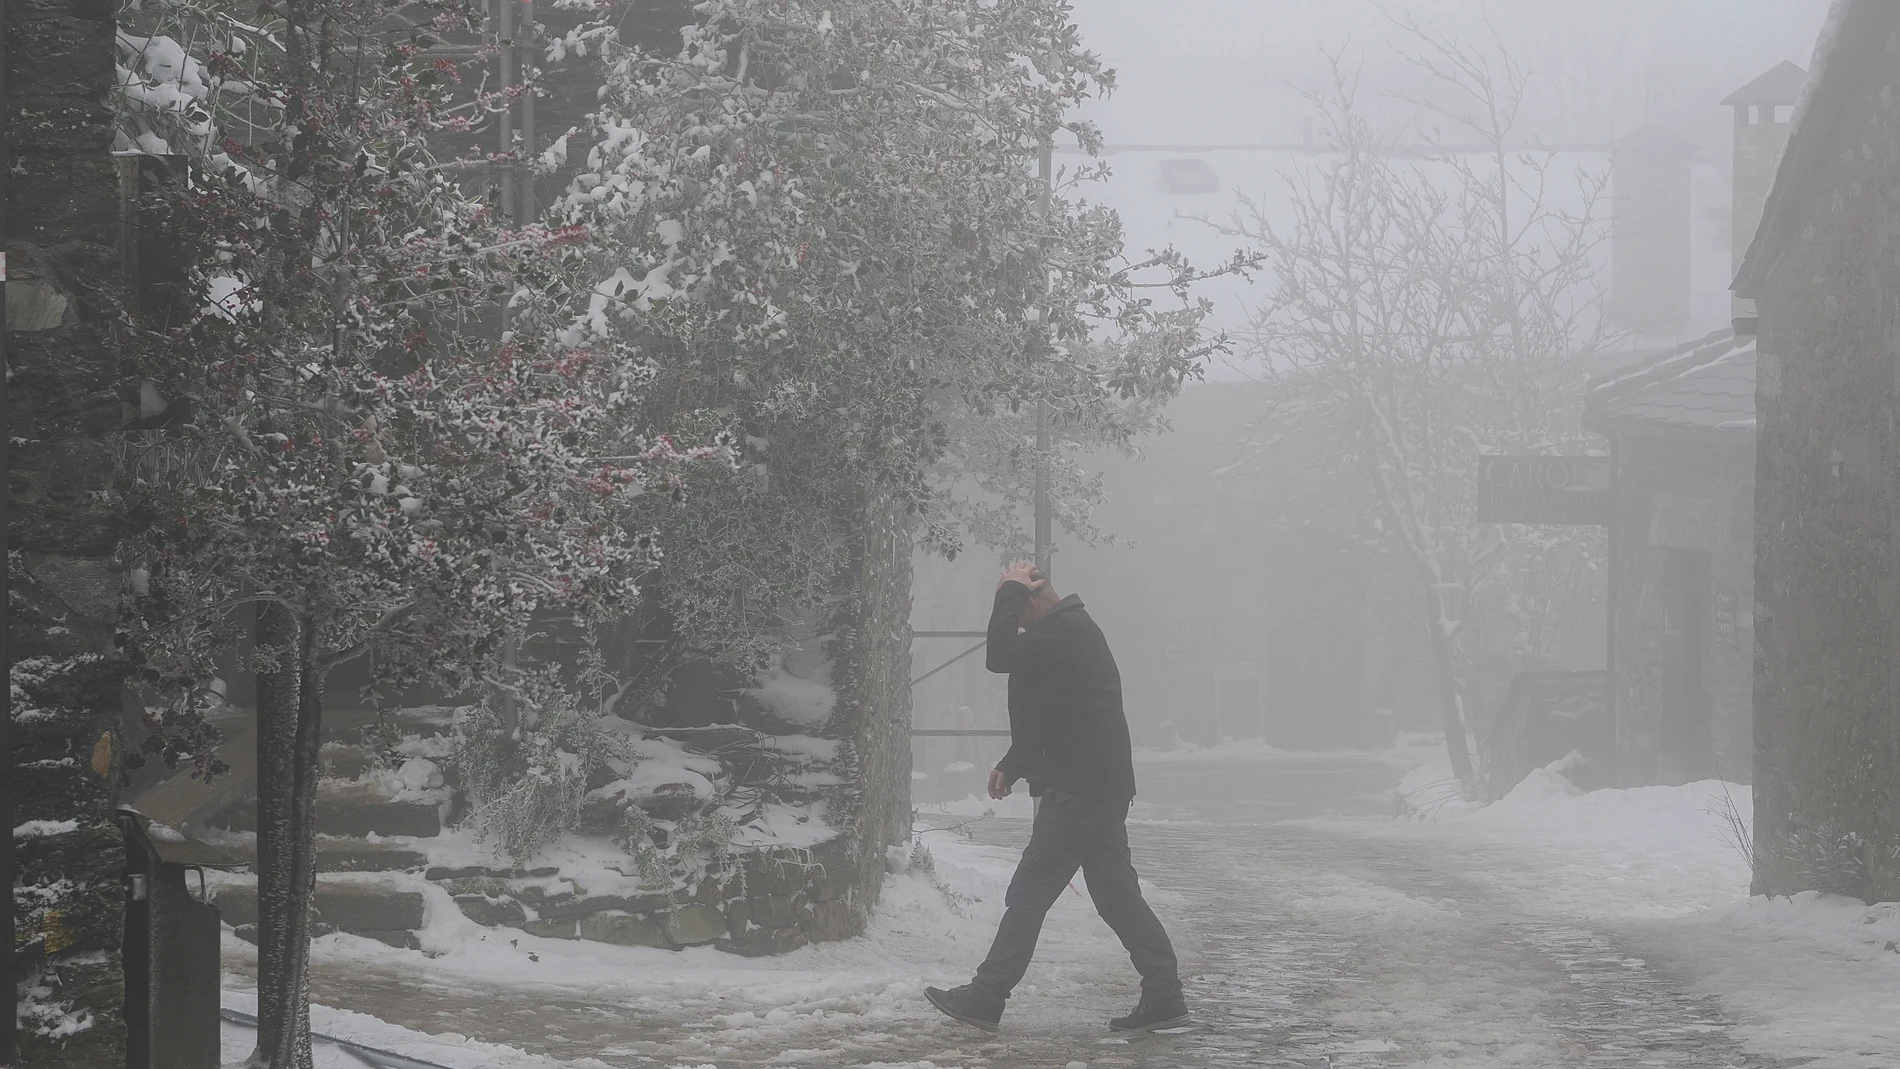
left=225, top=754, right=1808, bottom=1068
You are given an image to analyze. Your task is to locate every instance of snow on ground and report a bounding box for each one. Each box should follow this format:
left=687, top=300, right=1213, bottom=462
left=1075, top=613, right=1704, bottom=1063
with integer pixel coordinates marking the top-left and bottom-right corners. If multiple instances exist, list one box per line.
left=1325, top=750, right=1900, bottom=1067
left=223, top=825, right=1141, bottom=1068
left=220, top=986, right=573, bottom=1069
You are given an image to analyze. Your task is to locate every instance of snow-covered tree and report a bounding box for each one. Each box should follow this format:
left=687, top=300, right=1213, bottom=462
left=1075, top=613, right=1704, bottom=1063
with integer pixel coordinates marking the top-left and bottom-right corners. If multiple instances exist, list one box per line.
left=113, top=3, right=1229, bottom=1057
left=115, top=0, right=727, bottom=1063
left=1209, top=39, right=1609, bottom=785
left=545, top=0, right=1232, bottom=668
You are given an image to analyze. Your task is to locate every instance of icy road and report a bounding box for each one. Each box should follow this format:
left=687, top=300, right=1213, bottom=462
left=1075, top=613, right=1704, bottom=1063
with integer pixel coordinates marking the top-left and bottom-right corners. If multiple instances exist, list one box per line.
left=222, top=746, right=1900, bottom=1069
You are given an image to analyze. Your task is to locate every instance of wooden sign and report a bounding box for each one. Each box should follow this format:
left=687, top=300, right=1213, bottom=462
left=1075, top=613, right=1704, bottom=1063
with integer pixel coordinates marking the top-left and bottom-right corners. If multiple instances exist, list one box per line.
left=1476, top=455, right=1613, bottom=526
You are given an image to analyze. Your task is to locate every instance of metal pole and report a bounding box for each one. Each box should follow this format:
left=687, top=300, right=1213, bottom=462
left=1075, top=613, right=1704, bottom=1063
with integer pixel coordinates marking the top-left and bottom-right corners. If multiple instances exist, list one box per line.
left=1605, top=441, right=1620, bottom=787
left=497, top=0, right=515, bottom=221
left=1033, top=141, right=1052, bottom=578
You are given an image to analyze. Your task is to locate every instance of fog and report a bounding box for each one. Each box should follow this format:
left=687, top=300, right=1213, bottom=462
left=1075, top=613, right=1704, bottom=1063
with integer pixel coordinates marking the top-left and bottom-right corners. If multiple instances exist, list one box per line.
left=1070, top=0, right=1834, bottom=150
left=913, top=1, right=1834, bottom=787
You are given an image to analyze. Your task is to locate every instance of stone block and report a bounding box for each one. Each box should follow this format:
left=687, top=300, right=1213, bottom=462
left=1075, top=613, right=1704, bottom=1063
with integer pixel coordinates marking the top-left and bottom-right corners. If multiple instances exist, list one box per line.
left=807, top=896, right=859, bottom=942
left=213, top=888, right=258, bottom=929
left=536, top=892, right=672, bottom=922
left=315, top=885, right=426, bottom=931
left=214, top=881, right=426, bottom=933
left=313, top=791, right=442, bottom=838
left=453, top=894, right=526, bottom=928
left=24, top=556, right=117, bottom=619
left=520, top=918, right=578, bottom=940
left=736, top=850, right=815, bottom=898
left=660, top=903, right=727, bottom=946
left=351, top=930, right=422, bottom=951
left=808, top=857, right=858, bottom=902
left=319, top=745, right=378, bottom=780
left=717, top=926, right=809, bottom=958
left=741, top=894, right=799, bottom=931
left=427, top=864, right=557, bottom=882
left=577, top=911, right=670, bottom=948
left=319, top=842, right=429, bottom=873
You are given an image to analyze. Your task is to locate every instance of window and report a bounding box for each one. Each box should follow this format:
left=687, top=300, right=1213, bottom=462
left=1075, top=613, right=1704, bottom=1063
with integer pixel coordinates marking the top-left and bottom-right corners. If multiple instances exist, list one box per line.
left=1747, top=104, right=1762, bottom=125
left=1773, top=104, right=1795, bottom=124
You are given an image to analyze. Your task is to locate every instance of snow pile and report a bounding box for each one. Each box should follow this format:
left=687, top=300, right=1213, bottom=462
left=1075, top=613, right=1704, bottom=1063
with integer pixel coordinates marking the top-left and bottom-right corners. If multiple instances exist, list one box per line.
left=727, top=799, right=835, bottom=849
left=1325, top=753, right=1900, bottom=1065
left=587, top=729, right=723, bottom=806
left=12, top=819, right=80, bottom=838
left=744, top=657, right=838, bottom=729
left=369, top=757, right=445, bottom=803
left=1482, top=750, right=1588, bottom=809
left=1377, top=751, right=1753, bottom=917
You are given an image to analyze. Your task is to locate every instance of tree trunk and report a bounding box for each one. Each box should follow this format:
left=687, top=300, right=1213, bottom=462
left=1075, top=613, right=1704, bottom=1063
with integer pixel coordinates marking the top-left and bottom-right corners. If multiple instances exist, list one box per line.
left=253, top=603, right=325, bottom=1069
left=1422, top=584, right=1476, bottom=784
left=253, top=600, right=309, bottom=1069
left=283, top=615, right=325, bottom=1069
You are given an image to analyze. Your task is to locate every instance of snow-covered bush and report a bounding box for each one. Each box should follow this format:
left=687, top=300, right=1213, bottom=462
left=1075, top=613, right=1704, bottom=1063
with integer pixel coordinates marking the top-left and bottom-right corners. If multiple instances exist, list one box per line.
left=455, top=673, right=627, bottom=866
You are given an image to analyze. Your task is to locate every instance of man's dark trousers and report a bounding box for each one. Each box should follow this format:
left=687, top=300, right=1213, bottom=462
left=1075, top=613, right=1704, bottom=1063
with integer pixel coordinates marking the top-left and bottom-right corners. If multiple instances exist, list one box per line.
left=971, top=788, right=1181, bottom=1005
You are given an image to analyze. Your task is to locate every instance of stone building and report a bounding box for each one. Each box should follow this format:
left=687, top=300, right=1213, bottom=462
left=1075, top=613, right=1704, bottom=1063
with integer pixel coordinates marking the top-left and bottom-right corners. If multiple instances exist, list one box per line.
left=1587, top=331, right=1757, bottom=785
left=1737, top=0, right=1900, bottom=902
left=7, top=0, right=134, bottom=1060
left=1577, top=60, right=1803, bottom=790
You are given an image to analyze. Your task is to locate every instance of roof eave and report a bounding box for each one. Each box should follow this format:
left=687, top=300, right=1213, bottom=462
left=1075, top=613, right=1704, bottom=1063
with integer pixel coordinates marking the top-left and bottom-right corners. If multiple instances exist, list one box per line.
left=1590, top=414, right=1758, bottom=441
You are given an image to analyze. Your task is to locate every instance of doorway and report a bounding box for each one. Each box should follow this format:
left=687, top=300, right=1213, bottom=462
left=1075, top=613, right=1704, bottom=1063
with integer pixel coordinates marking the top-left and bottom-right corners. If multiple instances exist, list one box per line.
left=1659, top=548, right=1714, bottom=781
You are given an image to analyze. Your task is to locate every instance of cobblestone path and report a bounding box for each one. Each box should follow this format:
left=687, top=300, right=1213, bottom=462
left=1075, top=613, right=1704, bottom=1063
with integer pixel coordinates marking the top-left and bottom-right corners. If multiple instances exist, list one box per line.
left=227, top=757, right=1803, bottom=1068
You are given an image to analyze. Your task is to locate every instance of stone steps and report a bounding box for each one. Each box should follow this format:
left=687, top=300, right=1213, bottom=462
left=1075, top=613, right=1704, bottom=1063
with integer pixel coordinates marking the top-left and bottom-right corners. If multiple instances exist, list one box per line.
left=216, top=877, right=427, bottom=950
left=214, top=780, right=444, bottom=839
left=211, top=837, right=432, bottom=874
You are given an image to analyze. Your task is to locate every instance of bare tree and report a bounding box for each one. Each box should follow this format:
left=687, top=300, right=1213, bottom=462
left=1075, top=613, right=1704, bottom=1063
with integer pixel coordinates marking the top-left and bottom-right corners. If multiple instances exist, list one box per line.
left=1207, top=34, right=1610, bottom=786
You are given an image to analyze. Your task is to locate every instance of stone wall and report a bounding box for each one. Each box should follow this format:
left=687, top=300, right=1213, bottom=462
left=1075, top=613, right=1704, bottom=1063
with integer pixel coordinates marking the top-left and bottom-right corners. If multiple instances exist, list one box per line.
left=1751, top=8, right=1900, bottom=902
left=1610, top=431, right=1756, bottom=786
left=817, top=489, right=917, bottom=938
left=7, top=0, right=132, bottom=1059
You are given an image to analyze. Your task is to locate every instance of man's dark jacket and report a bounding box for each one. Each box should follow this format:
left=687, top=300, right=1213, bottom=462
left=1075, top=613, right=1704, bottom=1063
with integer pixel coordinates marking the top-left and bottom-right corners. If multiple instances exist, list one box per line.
left=987, top=582, right=1137, bottom=801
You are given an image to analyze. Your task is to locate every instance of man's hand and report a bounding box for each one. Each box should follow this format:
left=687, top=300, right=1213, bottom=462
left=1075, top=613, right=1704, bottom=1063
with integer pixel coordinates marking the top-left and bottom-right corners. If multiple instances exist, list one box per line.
left=997, top=560, right=1047, bottom=593
left=988, top=768, right=1014, bottom=800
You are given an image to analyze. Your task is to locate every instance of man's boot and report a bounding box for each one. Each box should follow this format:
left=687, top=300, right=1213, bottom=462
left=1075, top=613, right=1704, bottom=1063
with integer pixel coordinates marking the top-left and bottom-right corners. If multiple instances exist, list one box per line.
left=1109, top=991, right=1189, bottom=1031
left=925, top=984, right=1004, bottom=1033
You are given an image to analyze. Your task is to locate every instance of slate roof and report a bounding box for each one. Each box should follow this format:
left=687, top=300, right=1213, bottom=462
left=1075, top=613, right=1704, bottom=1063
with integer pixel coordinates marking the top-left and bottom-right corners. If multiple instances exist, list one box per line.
left=1586, top=329, right=1757, bottom=434
left=1720, top=60, right=1809, bottom=106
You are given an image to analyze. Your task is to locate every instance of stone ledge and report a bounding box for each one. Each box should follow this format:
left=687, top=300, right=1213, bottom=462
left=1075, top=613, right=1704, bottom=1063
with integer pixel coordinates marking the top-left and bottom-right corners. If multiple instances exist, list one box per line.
left=214, top=880, right=426, bottom=933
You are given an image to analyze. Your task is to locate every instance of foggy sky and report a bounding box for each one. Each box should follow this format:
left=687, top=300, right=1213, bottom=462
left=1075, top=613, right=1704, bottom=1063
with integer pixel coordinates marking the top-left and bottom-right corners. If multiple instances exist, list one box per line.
left=1068, top=0, right=1836, bottom=153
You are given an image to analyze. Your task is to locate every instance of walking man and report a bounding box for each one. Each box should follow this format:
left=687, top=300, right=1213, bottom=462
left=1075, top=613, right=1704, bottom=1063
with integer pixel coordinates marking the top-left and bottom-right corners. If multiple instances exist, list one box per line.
left=925, top=562, right=1186, bottom=1033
